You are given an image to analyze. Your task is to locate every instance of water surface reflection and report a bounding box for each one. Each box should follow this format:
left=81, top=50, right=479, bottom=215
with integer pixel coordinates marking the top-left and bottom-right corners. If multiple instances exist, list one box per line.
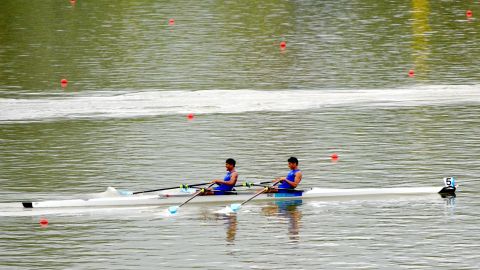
left=199, top=210, right=238, bottom=244
left=261, top=200, right=303, bottom=242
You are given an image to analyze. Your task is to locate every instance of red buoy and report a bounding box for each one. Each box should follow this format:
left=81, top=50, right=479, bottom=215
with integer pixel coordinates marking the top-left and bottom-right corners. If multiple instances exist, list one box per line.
left=280, top=41, right=286, bottom=49
left=408, top=69, right=415, bottom=77
left=466, top=10, right=473, bottom=18
left=169, top=19, right=175, bottom=25
left=60, top=79, right=68, bottom=88
left=39, top=218, right=49, bottom=225
left=187, top=113, right=194, bottom=120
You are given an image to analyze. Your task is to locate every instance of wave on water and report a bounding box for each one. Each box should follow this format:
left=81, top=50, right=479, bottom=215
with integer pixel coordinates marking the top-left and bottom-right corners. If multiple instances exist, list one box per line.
left=0, top=85, right=479, bottom=122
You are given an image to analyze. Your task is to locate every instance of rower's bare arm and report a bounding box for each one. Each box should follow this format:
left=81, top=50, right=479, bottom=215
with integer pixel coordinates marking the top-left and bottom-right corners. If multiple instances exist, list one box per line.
left=292, top=171, right=302, bottom=188
left=280, top=172, right=303, bottom=188
left=224, top=172, right=238, bottom=185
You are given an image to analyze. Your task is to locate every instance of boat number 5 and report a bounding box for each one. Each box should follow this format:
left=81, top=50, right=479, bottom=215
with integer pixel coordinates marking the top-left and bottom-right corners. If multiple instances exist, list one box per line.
left=444, top=177, right=455, bottom=188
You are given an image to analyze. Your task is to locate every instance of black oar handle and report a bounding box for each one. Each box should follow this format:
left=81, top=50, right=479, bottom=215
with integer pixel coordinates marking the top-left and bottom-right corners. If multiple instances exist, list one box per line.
left=135, top=180, right=275, bottom=195
left=237, top=181, right=274, bottom=188
left=143, top=180, right=269, bottom=195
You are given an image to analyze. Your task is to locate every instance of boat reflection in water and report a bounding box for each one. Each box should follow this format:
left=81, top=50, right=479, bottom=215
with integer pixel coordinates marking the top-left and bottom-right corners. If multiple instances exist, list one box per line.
left=261, top=199, right=303, bottom=241
left=198, top=199, right=303, bottom=243
left=199, top=210, right=238, bottom=244
left=220, top=214, right=238, bottom=243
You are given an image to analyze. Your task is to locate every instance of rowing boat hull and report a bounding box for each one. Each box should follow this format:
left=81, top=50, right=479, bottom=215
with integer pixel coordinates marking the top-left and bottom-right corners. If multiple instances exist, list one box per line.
left=22, top=185, right=455, bottom=209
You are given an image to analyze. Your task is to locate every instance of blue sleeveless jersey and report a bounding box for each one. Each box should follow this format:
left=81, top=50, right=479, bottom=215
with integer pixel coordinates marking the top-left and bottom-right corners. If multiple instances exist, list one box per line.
left=278, top=169, right=300, bottom=189
left=214, top=170, right=236, bottom=191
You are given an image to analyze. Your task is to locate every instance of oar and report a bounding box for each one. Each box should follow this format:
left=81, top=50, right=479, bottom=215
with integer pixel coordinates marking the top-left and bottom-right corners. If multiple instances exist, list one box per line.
left=168, top=183, right=215, bottom=214
left=227, top=182, right=279, bottom=213
left=131, top=182, right=211, bottom=195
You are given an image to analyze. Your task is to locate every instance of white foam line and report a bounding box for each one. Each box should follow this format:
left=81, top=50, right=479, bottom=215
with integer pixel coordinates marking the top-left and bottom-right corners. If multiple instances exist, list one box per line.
left=0, top=86, right=478, bottom=122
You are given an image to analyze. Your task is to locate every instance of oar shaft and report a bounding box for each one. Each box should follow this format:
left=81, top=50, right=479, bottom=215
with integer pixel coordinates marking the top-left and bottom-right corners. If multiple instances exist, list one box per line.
left=132, top=182, right=210, bottom=195
left=238, top=181, right=280, bottom=206
left=240, top=187, right=269, bottom=206
left=177, top=183, right=215, bottom=208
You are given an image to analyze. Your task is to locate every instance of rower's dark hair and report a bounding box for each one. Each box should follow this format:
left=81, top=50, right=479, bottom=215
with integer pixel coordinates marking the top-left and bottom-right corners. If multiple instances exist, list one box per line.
left=226, top=158, right=236, bottom=166
left=288, top=157, right=298, bottom=165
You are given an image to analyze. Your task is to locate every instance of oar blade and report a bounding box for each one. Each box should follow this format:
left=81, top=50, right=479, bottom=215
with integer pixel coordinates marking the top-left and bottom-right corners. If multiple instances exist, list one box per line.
left=215, top=203, right=241, bottom=215
left=117, top=189, right=133, bottom=196
left=168, top=206, right=179, bottom=214
left=215, top=204, right=238, bottom=215
left=229, top=203, right=242, bottom=212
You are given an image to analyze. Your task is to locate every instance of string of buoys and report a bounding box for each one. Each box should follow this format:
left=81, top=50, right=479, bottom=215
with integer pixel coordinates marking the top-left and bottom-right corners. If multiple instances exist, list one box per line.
left=55, top=4, right=475, bottom=125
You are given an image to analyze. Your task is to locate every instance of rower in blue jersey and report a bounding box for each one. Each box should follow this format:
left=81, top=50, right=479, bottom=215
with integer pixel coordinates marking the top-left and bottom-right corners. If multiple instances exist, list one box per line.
left=207, top=158, right=238, bottom=195
left=272, top=157, right=302, bottom=192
